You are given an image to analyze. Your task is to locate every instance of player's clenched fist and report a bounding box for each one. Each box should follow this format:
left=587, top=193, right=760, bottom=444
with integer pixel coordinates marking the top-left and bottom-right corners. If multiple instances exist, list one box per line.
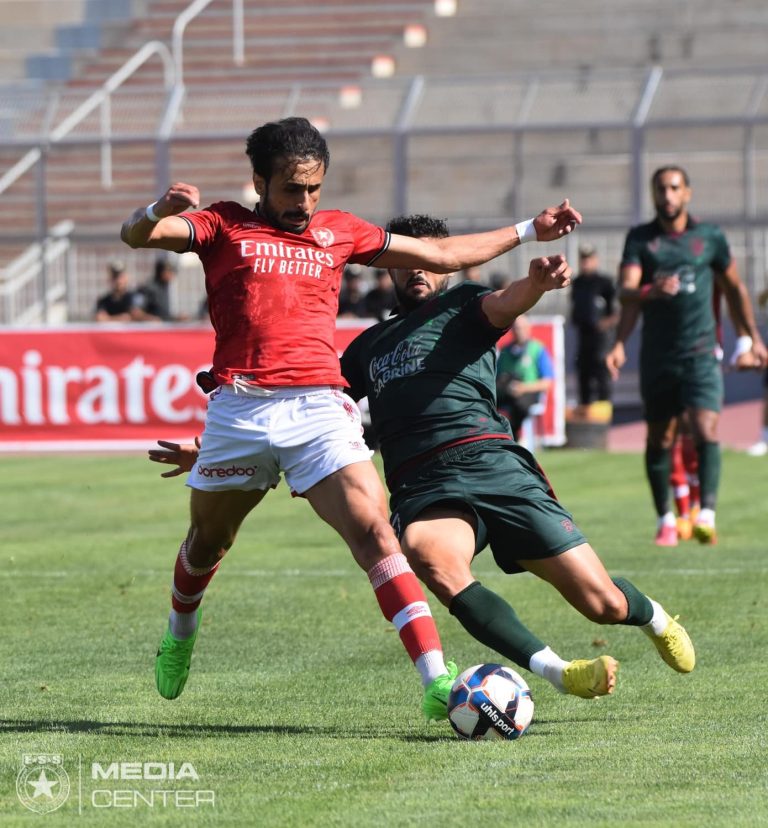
left=528, top=255, right=572, bottom=292
left=533, top=199, right=583, bottom=241
left=156, top=183, right=200, bottom=217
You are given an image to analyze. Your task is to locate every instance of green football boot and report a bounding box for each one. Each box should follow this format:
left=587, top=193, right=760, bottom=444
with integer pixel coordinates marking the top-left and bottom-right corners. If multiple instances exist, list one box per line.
left=422, top=661, right=458, bottom=723
left=155, top=610, right=201, bottom=700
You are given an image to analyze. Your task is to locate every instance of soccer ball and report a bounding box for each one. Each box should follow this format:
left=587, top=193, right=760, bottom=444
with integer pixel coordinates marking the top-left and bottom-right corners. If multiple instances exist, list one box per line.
left=447, top=663, right=534, bottom=741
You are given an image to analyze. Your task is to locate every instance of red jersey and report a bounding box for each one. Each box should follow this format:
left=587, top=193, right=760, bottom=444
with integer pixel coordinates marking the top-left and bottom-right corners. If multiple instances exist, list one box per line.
left=183, top=202, right=389, bottom=386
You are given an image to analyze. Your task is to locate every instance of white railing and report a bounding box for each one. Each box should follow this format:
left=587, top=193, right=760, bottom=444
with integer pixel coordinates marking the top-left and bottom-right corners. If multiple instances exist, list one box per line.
left=0, top=221, right=74, bottom=324
left=0, top=41, right=175, bottom=199
left=160, top=0, right=244, bottom=137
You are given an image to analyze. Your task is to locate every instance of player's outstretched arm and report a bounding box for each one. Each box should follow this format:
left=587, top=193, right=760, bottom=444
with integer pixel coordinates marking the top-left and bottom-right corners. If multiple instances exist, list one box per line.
left=148, top=437, right=201, bottom=478
left=482, top=255, right=572, bottom=328
left=121, top=182, right=200, bottom=251
left=379, top=200, right=582, bottom=273
left=717, top=263, right=768, bottom=369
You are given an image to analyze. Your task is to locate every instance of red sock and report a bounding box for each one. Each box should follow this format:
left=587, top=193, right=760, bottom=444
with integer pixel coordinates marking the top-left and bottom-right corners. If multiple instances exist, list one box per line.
left=368, top=553, right=443, bottom=665
left=171, top=539, right=220, bottom=614
left=670, top=440, right=690, bottom=516
left=681, top=434, right=700, bottom=508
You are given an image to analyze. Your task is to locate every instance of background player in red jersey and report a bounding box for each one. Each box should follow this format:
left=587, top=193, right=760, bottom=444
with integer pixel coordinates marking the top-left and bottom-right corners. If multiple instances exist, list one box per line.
left=120, top=116, right=581, bottom=721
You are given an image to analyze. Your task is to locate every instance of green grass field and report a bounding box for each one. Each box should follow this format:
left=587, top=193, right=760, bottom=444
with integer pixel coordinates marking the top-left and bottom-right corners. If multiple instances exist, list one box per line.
left=1, top=449, right=766, bottom=827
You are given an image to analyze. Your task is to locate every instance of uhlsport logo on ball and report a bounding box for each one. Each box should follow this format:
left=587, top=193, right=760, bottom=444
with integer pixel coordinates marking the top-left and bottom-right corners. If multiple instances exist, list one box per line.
left=447, top=663, right=534, bottom=740
left=16, top=754, right=71, bottom=814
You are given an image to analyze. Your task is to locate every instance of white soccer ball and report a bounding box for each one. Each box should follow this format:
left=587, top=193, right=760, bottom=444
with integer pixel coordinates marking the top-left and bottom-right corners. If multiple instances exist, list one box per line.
left=447, top=663, right=534, bottom=740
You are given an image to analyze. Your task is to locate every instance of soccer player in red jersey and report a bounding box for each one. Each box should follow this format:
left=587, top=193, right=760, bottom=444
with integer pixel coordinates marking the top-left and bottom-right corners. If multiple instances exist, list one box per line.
left=121, top=117, right=581, bottom=721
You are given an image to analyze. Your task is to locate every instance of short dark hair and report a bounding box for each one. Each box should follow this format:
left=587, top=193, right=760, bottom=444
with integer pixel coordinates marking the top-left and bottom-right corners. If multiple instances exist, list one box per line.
left=245, top=117, right=330, bottom=181
left=153, top=258, right=176, bottom=281
left=386, top=214, right=449, bottom=239
left=651, top=165, right=690, bottom=188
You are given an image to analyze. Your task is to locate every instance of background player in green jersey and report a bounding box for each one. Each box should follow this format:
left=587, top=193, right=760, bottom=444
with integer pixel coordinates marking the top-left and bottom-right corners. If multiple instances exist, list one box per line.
left=607, top=166, right=767, bottom=547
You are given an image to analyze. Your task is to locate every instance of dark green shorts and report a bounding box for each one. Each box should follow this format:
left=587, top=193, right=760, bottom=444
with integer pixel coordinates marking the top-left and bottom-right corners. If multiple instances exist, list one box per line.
left=640, top=354, right=723, bottom=422
left=389, top=439, right=586, bottom=574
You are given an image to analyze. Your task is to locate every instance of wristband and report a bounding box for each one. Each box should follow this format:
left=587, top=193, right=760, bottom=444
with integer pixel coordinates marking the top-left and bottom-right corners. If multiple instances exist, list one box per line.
left=514, top=218, right=537, bottom=244
left=145, top=201, right=162, bottom=222
left=730, top=335, right=753, bottom=365
left=639, top=284, right=653, bottom=299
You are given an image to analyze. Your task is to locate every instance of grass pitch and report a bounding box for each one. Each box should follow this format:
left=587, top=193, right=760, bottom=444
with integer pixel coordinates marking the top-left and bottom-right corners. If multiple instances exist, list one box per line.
left=1, top=449, right=766, bottom=827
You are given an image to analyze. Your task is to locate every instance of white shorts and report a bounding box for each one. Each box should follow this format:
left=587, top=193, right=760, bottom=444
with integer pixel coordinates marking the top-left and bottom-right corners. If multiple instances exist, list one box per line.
left=187, top=385, right=373, bottom=495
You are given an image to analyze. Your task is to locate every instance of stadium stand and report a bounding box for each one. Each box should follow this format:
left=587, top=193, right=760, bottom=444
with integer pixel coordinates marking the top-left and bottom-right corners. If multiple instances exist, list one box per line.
left=0, top=0, right=767, bottom=324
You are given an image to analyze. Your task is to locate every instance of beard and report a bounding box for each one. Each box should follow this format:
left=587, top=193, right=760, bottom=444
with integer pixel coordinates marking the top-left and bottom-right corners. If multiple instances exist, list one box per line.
left=393, top=280, right=446, bottom=314
left=257, top=198, right=310, bottom=233
left=657, top=203, right=684, bottom=222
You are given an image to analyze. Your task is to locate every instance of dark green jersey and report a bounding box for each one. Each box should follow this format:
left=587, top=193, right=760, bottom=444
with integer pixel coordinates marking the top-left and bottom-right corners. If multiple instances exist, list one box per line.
left=340, top=282, right=513, bottom=484
left=621, top=217, right=730, bottom=362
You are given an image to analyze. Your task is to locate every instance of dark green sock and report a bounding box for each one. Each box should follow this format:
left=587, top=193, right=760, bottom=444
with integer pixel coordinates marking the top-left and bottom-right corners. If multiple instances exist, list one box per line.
left=449, top=581, right=545, bottom=670
left=644, top=445, right=672, bottom=516
left=612, top=577, right=653, bottom=626
left=696, top=441, right=721, bottom=510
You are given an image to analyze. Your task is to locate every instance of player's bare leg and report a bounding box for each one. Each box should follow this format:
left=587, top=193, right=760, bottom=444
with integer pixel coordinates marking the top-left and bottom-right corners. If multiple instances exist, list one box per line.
left=155, top=488, right=266, bottom=700
left=403, top=510, right=617, bottom=699
left=306, top=462, right=453, bottom=720
left=523, top=543, right=694, bottom=673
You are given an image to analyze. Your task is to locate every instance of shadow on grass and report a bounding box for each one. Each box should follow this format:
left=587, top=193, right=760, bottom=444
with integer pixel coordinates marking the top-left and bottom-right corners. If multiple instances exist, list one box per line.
left=0, top=718, right=452, bottom=742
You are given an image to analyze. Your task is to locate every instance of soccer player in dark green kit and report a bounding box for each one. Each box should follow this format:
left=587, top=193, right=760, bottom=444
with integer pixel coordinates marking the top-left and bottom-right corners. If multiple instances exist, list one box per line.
left=607, top=166, right=767, bottom=546
left=339, top=214, right=695, bottom=700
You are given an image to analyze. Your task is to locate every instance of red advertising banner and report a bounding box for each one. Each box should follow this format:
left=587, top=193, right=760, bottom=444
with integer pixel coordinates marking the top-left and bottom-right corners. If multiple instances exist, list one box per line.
left=0, top=317, right=564, bottom=451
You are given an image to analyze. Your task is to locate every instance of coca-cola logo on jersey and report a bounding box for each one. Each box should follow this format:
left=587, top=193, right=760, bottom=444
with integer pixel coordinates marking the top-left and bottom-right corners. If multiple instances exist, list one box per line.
left=367, top=337, right=425, bottom=397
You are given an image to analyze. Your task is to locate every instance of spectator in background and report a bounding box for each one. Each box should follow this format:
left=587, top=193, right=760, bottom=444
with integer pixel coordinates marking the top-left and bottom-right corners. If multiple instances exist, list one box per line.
left=747, top=287, right=768, bottom=456
left=94, top=260, right=137, bottom=322
left=364, top=268, right=396, bottom=321
left=496, top=313, right=554, bottom=440
left=570, top=244, right=618, bottom=407
left=337, top=265, right=368, bottom=318
left=133, top=257, right=188, bottom=321
left=489, top=271, right=512, bottom=292
left=460, top=265, right=484, bottom=283
left=746, top=370, right=768, bottom=456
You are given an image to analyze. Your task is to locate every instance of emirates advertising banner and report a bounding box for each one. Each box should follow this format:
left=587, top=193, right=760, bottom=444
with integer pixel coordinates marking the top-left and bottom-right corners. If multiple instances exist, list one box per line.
left=0, top=318, right=564, bottom=452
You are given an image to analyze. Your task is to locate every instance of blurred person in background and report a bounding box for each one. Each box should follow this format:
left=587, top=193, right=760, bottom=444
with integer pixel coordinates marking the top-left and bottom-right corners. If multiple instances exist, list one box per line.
left=496, top=314, right=555, bottom=441
left=460, top=265, right=484, bottom=283
left=607, top=165, right=766, bottom=547
left=570, top=244, right=618, bottom=407
left=133, top=257, right=189, bottom=321
left=747, top=288, right=768, bottom=456
left=364, top=268, right=396, bottom=321
left=337, top=265, right=368, bottom=318
left=94, top=260, right=137, bottom=322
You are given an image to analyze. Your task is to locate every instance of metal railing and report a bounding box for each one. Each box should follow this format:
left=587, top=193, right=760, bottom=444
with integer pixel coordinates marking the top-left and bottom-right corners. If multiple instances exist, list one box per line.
left=0, top=220, right=74, bottom=325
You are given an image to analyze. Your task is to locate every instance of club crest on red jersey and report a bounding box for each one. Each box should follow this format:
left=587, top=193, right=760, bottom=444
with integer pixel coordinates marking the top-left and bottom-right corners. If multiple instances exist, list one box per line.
left=310, top=228, right=335, bottom=248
